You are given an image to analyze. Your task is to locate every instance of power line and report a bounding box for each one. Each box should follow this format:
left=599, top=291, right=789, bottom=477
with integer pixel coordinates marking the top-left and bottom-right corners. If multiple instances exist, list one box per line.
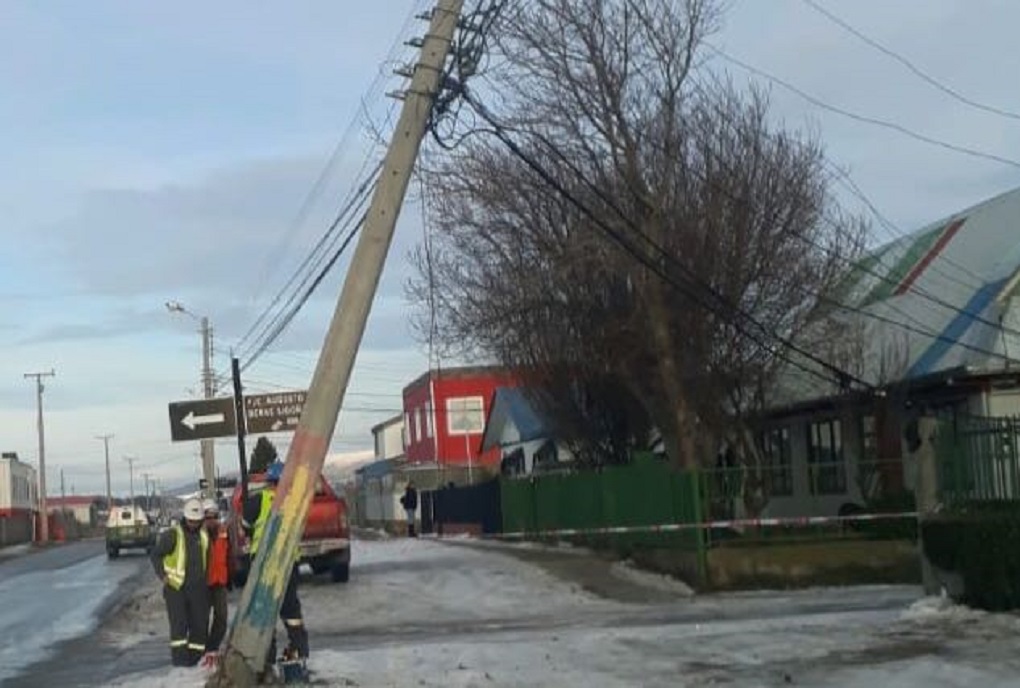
left=245, top=1, right=431, bottom=309
left=457, top=89, right=875, bottom=393
left=518, top=98, right=1017, bottom=369
left=687, top=74, right=991, bottom=294
left=234, top=163, right=382, bottom=359
left=453, top=83, right=1019, bottom=393
left=240, top=210, right=369, bottom=372
left=799, top=0, right=1020, bottom=122
left=705, top=42, right=1020, bottom=171
left=680, top=78, right=1020, bottom=345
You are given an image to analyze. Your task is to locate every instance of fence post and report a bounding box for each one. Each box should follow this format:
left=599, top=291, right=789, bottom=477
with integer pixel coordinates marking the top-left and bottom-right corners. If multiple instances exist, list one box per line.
left=913, top=416, right=941, bottom=595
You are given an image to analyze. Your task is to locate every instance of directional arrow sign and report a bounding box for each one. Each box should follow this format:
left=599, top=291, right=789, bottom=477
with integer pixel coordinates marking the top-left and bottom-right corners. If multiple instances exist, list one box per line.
left=168, top=397, right=238, bottom=442
left=244, top=390, right=307, bottom=435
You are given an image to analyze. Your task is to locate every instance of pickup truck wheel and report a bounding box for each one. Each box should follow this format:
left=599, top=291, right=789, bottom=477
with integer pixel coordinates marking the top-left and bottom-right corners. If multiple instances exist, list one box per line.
left=310, top=561, right=330, bottom=576
left=107, top=547, right=119, bottom=559
left=330, top=561, right=350, bottom=583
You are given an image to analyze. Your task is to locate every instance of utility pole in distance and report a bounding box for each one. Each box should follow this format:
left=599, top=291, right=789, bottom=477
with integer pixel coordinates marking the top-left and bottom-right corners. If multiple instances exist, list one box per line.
left=166, top=301, right=217, bottom=499
left=24, top=369, right=55, bottom=543
left=214, top=2, right=464, bottom=683
left=96, top=434, right=114, bottom=512
left=124, top=456, right=137, bottom=507
left=142, top=472, right=151, bottom=512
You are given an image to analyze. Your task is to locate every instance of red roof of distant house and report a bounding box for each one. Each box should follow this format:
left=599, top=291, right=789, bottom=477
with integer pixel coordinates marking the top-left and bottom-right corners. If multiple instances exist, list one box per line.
left=47, top=496, right=99, bottom=507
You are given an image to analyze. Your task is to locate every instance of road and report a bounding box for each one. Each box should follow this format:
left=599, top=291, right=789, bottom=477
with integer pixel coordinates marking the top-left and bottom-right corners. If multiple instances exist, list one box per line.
left=0, top=540, right=147, bottom=685
left=12, top=537, right=1020, bottom=687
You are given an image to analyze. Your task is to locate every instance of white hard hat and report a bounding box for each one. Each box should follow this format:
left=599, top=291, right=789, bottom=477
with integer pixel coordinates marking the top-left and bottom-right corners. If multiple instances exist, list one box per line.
left=183, top=498, right=204, bottom=521
left=202, top=498, right=219, bottom=516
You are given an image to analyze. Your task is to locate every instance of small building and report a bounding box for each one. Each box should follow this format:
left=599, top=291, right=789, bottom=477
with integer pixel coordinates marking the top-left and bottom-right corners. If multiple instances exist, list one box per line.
left=480, top=387, right=573, bottom=475
left=354, top=458, right=403, bottom=530
left=0, top=452, right=38, bottom=547
left=402, top=366, right=518, bottom=485
left=47, top=496, right=100, bottom=527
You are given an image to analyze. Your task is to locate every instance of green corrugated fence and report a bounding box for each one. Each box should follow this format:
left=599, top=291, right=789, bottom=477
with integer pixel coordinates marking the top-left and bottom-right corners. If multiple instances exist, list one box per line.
left=500, top=453, right=705, bottom=556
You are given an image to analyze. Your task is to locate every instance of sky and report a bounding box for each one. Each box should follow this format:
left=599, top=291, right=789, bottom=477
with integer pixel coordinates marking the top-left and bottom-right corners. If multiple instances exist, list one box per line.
left=2, top=0, right=1019, bottom=497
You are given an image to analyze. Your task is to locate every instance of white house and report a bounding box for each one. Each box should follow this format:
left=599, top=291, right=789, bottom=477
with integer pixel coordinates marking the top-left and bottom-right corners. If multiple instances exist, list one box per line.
left=749, top=185, right=1020, bottom=519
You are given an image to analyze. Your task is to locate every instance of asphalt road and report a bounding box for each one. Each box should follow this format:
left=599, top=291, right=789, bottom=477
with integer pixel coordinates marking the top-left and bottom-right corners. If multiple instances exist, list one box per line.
left=1, top=540, right=149, bottom=686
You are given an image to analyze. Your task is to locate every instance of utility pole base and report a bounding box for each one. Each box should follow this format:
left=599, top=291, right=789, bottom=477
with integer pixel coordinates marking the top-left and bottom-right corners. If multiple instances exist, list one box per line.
left=208, top=650, right=259, bottom=688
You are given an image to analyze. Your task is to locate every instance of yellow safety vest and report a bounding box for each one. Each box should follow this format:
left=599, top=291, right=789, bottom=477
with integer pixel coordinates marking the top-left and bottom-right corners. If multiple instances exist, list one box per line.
left=163, top=524, right=209, bottom=590
left=250, top=489, right=274, bottom=555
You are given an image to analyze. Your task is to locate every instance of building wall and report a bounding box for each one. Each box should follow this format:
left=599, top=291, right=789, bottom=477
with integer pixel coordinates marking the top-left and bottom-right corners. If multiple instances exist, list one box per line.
left=988, top=389, right=1020, bottom=416
left=0, top=457, right=38, bottom=546
left=48, top=503, right=93, bottom=525
left=361, top=474, right=403, bottom=525
left=755, top=412, right=866, bottom=520
left=372, top=418, right=405, bottom=461
left=404, top=370, right=517, bottom=468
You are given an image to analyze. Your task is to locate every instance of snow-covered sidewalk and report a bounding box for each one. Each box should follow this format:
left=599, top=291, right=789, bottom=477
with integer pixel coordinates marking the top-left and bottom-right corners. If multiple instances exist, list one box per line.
left=101, top=538, right=1020, bottom=687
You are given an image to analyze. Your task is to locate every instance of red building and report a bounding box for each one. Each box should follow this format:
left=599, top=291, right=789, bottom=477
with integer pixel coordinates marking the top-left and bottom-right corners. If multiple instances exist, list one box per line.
left=403, top=366, right=517, bottom=470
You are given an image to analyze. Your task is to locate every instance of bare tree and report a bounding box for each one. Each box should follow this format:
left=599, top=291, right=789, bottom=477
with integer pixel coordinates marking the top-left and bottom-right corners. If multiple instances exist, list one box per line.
left=410, top=0, right=866, bottom=469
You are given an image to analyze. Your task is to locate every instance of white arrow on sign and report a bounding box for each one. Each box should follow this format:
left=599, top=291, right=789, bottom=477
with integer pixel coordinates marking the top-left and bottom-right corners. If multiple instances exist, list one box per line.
left=182, top=411, right=226, bottom=431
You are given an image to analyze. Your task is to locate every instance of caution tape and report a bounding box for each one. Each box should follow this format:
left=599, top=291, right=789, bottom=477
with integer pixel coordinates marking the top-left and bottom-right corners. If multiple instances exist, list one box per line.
left=468, top=510, right=920, bottom=540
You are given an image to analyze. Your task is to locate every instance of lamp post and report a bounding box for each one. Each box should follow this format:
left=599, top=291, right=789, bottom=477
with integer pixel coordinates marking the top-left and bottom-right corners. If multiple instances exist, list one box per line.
left=166, top=300, right=216, bottom=498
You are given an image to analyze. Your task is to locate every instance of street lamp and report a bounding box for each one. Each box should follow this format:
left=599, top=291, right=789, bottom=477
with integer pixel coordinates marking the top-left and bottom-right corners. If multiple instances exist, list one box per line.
left=166, top=299, right=216, bottom=498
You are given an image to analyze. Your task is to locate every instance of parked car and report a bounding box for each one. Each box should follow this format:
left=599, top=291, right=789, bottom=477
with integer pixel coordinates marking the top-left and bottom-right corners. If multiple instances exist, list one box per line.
left=105, top=505, right=155, bottom=559
left=229, top=473, right=351, bottom=584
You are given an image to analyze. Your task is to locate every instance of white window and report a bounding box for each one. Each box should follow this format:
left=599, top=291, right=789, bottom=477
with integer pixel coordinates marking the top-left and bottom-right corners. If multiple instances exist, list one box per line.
left=425, top=402, right=434, bottom=438
left=418, top=407, right=426, bottom=442
left=446, top=396, right=485, bottom=435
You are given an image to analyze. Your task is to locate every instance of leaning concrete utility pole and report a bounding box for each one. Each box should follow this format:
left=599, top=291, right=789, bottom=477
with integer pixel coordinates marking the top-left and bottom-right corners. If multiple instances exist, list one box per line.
left=24, top=369, right=55, bottom=543
left=213, top=1, right=463, bottom=684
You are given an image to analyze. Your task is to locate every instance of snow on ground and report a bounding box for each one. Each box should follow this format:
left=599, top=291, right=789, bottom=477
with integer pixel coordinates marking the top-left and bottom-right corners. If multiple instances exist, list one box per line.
left=104, top=538, right=1020, bottom=687
left=0, top=552, right=139, bottom=683
left=608, top=559, right=695, bottom=596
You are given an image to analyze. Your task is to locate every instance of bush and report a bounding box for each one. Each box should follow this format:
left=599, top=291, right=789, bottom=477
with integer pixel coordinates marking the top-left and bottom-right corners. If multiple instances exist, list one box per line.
left=858, top=491, right=918, bottom=541
left=921, top=501, right=1020, bottom=611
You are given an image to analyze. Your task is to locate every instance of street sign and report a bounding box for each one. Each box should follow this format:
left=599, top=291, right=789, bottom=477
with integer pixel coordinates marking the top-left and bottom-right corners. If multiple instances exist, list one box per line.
left=244, top=390, right=307, bottom=434
left=168, top=397, right=238, bottom=442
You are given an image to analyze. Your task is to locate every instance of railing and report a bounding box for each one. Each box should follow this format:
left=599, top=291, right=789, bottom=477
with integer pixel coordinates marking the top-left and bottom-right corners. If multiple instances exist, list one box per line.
left=701, top=459, right=916, bottom=546
left=937, top=416, right=1020, bottom=504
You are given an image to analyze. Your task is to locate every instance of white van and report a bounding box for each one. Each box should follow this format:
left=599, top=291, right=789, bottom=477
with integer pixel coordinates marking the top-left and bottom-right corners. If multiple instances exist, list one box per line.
left=105, top=505, right=155, bottom=559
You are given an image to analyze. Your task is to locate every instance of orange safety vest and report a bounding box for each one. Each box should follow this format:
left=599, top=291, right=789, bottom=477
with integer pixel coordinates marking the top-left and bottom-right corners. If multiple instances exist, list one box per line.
left=207, top=527, right=230, bottom=587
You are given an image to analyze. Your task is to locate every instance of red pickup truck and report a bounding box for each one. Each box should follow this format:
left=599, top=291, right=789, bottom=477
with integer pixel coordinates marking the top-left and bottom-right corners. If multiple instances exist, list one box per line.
left=229, top=472, right=351, bottom=584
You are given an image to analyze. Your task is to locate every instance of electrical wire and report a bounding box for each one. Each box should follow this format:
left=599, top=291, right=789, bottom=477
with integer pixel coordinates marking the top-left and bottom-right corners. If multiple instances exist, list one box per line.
left=705, top=42, right=1020, bottom=171
left=799, top=0, right=1020, bottom=123
left=456, top=88, right=876, bottom=392
left=681, top=78, right=1020, bottom=344
left=245, top=0, right=432, bottom=309
left=233, top=162, right=382, bottom=359
left=240, top=209, right=369, bottom=372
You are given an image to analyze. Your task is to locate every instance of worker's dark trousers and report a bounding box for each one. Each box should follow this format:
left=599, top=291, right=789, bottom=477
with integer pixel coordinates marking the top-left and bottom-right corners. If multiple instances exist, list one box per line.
left=266, top=565, right=310, bottom=667
left=164, top=584, right=210, bottom=666
left=206, top=585, right=229, bottom=652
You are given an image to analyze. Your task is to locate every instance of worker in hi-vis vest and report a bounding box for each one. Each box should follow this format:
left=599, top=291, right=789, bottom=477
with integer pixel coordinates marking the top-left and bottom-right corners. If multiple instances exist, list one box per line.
left=150, top=497, right=211, bottom=667
left=242, top=460, right=310, bottom=670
